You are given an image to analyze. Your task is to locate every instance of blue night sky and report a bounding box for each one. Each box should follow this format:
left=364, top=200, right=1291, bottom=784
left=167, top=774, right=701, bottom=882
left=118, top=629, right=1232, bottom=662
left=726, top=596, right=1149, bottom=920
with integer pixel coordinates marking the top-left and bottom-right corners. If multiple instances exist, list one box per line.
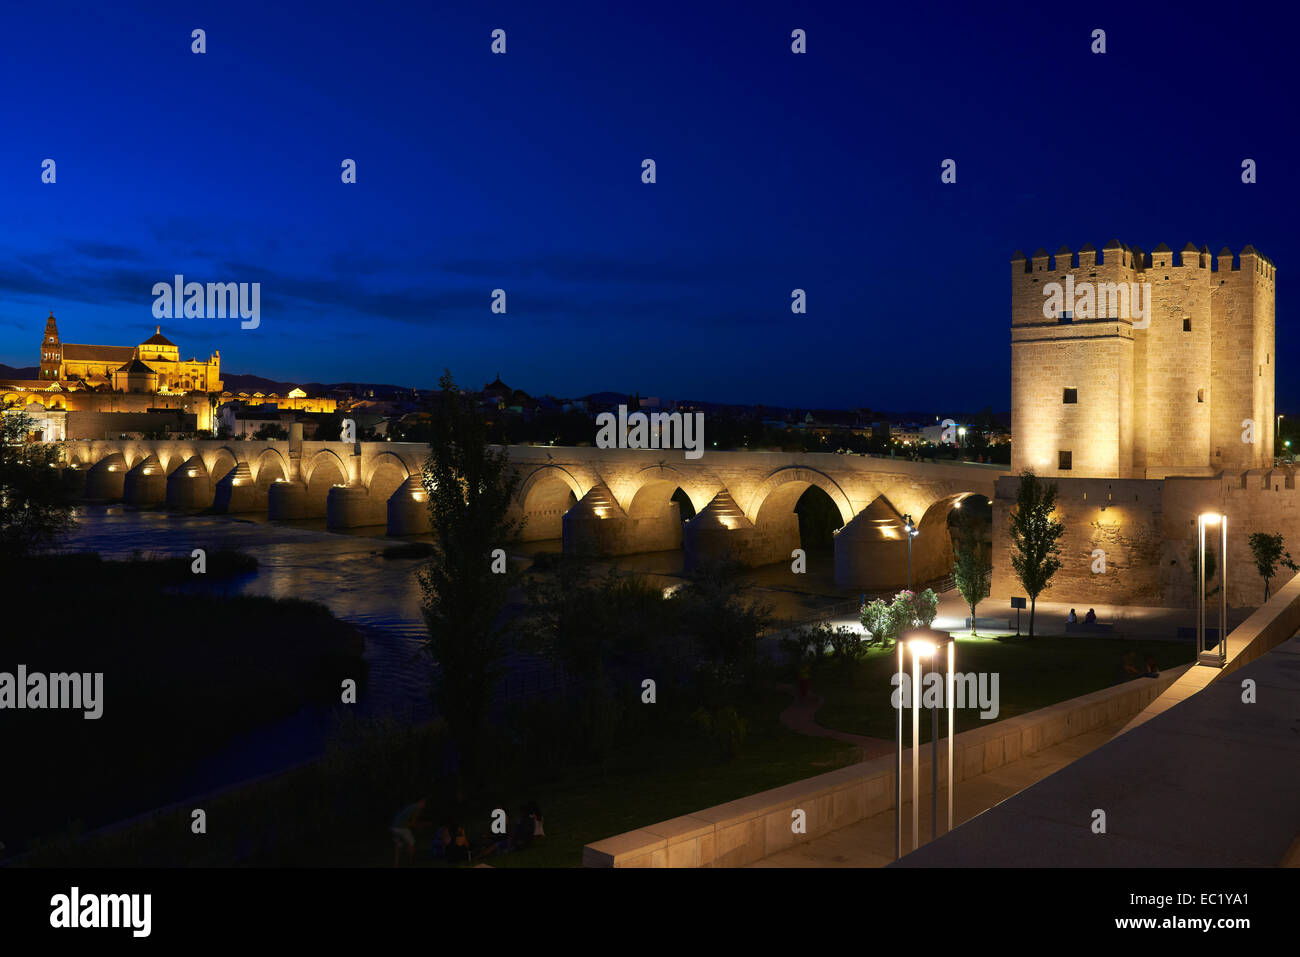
left=0, top=2, right=1294, bottom=411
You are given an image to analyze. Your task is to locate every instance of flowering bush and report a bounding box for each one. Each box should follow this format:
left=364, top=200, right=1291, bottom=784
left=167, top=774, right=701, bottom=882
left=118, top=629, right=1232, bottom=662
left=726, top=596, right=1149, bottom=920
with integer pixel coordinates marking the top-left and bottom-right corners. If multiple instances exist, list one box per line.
left=861, top=588, right=939, bottom=647
left=897, top=588, right=939, bottom=629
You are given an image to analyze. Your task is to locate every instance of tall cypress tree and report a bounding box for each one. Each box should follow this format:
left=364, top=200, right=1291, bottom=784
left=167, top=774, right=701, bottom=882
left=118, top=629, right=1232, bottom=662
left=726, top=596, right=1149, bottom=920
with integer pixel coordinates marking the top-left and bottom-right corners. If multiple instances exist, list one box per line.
left=1008, top=470, right=1063, bottom=638
left=418, top=372, right=521, bottom=781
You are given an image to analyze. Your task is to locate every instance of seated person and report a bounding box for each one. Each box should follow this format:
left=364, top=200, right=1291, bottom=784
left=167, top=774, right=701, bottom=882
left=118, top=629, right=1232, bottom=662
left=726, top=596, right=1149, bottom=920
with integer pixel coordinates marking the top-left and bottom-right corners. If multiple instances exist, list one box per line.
left=1085, top=608, right=1097, bottom=624
left=447, top=825, right=474, bottom=863
left=432, top=824, right=452, bottom=858
left=390, top=798, right=427, bottom=867
left=1067, top=609, right=1078, bottom=624
left=511, top=808, right=534, bottom=851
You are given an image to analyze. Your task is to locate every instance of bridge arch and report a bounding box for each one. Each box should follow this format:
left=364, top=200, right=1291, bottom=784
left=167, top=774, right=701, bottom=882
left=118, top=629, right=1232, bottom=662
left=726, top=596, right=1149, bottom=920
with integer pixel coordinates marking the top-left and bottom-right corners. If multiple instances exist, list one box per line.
left=252, top=446, right=290, bottom=485
left=518, top=464, right=583, bottom=542
left=363, top=452, right=411, bottom=490
left=365, top=454, right=411, bottom=511
left=202, top=446, right=240, bottom=484
left=304, top=449, right=350, bottom=488
left=746, top=466, right=855, bottom=528
left=518, top=464, right=583, bottom=506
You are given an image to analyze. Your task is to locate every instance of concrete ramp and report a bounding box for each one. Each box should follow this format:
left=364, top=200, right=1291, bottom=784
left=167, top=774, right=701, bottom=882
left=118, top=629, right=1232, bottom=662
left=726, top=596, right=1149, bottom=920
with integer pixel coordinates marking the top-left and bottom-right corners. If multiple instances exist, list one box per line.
left=1118, top=570, right=1300, bottom=735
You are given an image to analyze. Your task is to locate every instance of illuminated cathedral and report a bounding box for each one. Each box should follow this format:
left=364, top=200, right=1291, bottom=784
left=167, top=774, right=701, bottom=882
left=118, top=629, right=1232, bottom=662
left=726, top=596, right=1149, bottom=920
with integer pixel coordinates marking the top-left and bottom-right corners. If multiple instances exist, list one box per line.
left=38, top=312, right=223, bottom=393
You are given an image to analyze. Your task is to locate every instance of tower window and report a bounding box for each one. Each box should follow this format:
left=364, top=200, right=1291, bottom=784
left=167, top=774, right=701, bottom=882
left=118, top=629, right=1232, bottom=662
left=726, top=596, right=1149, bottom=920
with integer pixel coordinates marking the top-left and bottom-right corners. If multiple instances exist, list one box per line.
left=1183, top=318, right=1191, bottom=331
left=1059, top=451, right=1072, bottom=470
left=1063, top=388, right=1078, bottom=404
left=1197, top=389, right=1204, bottom=403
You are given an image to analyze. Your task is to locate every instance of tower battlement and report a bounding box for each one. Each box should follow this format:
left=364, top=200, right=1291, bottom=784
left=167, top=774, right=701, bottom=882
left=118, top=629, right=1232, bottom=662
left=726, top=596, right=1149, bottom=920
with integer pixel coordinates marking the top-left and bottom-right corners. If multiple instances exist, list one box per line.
left=1010, top=240, right=1275, bottom=479
left=1013, top=242, right=1274, bottom=279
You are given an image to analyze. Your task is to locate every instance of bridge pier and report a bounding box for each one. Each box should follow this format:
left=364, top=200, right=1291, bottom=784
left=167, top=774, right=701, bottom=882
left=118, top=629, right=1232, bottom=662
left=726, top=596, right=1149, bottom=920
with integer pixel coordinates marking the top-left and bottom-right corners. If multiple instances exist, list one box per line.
left=267, top=480, right=308, bottom=520
left=327, top=485, right=386, bottom=528
left=682, top=491, right=758, bottom=570
left=165, top=457, right=214, bottom=510
left=562, top=485, right=629, bottom=556
left=213, top=463, right=266, bottom=514
left=387, top=476, right=429, bottom=535
left=84, top=454, right=127, bottom=502
left=58, top=464, right=87, bottom=499
left=122, top=457, right=165, bottom=507
left=833, top=502, right=953, bottom=590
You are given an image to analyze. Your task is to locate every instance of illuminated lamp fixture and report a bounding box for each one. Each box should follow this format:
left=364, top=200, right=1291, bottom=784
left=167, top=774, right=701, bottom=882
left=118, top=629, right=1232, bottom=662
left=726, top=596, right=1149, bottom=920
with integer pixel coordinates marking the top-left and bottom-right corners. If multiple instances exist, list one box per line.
left=895, top=627, right=956, bottom=859
left=1197, top=512, right=1228, bottom=667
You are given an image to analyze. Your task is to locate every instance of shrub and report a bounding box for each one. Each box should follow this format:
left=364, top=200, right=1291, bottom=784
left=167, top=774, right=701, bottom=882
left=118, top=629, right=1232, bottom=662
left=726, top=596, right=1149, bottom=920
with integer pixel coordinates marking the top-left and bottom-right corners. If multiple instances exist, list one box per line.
left=898, top=588, right=939, bottom=629
left=861, top=598, right=906, bottom=648
left=691, top=705, right=749, bottom=760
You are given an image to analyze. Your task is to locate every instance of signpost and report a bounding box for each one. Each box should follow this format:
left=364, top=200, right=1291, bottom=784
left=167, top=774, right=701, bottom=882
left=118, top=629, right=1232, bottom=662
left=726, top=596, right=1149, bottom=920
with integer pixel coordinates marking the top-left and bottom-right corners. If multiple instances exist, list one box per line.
left=1010, top=596, right=1026, bottom=635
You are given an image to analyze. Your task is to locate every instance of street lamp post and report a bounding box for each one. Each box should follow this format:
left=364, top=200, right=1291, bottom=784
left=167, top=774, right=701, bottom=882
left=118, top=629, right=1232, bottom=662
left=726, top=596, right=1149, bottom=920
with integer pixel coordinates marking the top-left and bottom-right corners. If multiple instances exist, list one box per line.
left=1197, top=512, right=1228, bottom=667
left=903, top=514, right=918, bottom=591
left=895, top=628, right=955, bottom=857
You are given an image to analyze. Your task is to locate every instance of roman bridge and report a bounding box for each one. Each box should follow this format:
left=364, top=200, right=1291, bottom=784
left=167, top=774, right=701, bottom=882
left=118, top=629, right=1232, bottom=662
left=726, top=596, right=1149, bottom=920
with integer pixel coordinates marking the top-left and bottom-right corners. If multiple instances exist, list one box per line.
left=57, top=436, right=1004, bottom=589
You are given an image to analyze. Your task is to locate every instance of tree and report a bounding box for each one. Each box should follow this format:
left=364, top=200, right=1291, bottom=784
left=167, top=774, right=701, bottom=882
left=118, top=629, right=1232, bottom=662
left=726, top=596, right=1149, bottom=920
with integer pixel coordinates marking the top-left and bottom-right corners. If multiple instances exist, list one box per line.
left=0, top=402, right=76, bottom=561
left=252, top=422, right=288, bottom=440
left=418, top=371, right=521, bottom=782
left=953, top=519, right=991, bottom=635
left=670, top=560, right=773, bottom=684
left=521, top=562, right=667, bottom=761
left=1248, top=532, right=1298, bottom=602
left=1008, top=469, right=1063, bottom=637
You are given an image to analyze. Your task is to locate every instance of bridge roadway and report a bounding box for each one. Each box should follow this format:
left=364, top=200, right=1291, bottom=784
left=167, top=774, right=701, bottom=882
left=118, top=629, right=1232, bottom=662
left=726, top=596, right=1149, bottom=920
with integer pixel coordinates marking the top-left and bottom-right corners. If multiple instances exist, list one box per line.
left=57, top=434, right=1004, bottom=590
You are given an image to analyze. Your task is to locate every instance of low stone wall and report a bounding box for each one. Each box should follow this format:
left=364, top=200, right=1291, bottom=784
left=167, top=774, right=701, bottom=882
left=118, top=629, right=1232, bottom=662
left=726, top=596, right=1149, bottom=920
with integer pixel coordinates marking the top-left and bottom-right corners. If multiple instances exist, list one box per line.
left=582, top=665, right=1187, bottom=867
left=1120, top=569, right=1300, bottom=734
left=1216, top=570, right=1300, bottom=676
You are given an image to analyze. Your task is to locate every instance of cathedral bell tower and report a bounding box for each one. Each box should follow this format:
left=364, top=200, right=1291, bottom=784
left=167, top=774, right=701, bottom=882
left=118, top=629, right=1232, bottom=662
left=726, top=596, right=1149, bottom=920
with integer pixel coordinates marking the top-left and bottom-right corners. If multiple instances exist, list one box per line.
left=39, top=310, right=62, bottom=380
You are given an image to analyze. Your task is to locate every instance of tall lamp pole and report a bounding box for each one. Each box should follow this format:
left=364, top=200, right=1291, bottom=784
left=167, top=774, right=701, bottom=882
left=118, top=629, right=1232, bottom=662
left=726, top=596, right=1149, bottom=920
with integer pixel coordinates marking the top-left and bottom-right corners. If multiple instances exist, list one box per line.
left=903, top=514, right=918, bottom=591
left=895, top=628, right=955, bottom=858
left=1197, top=512, right=1228, bottom=667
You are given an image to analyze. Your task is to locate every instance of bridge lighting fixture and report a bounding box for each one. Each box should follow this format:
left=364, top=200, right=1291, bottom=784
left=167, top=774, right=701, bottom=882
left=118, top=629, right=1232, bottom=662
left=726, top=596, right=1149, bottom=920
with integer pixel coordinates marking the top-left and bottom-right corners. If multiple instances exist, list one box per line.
left=903, top=514, right=918, bottom=590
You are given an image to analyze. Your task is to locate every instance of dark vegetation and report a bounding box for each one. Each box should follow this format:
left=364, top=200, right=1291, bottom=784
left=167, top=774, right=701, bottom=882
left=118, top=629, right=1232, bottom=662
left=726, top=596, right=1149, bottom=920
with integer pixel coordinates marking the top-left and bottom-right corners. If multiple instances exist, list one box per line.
left=1, top=550, right=365, bottom=858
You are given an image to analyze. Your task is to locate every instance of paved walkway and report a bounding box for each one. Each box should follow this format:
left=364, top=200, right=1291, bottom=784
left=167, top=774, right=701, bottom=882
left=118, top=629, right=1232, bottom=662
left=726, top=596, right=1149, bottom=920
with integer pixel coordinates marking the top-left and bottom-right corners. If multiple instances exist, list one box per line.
left=776, top=684, right=893, bottom=759
left=803, top=593, right=1251, bottom=643
left=897, top=636, right=1300, bottom=867
left=748, top=716, right=1130, bottom=867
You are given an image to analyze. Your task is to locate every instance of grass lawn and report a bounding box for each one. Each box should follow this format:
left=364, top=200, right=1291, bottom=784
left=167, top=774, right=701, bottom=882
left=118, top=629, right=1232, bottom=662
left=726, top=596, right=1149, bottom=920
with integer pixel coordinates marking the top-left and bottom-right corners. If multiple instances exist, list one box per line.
left=811, top=634, right=1194, bottom=742
left=480, top=724, right=855, bottom=868
left=385, top=686, right=853, bottom=869
left=243, top=688, right=858, bottom=869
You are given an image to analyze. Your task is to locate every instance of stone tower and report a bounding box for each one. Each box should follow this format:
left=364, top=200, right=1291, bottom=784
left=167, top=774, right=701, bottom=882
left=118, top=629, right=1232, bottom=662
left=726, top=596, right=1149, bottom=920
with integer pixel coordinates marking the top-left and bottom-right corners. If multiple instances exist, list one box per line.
left=39, top=310, right=62, bottom=380
left=1010, top=241, right=1275, bottom=479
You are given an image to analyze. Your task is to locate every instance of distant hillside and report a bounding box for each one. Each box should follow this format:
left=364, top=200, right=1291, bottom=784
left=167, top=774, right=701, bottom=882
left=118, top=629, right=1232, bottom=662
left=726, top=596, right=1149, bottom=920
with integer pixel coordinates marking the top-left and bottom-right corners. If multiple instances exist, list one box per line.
left=0, top=363, right=39, bottom=380
left=219, top=372, right=313, bottom=395
left=220, top=373, right=417, bottom=397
